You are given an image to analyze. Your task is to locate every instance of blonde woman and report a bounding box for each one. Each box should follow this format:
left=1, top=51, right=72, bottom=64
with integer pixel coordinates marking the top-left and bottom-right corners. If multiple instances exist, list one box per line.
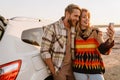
left=72, top=9, right=115, bottom=80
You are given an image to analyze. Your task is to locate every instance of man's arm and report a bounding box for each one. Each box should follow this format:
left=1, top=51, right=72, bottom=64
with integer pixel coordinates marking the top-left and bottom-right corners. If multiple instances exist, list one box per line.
left=40, top=26, right=55, bottom=74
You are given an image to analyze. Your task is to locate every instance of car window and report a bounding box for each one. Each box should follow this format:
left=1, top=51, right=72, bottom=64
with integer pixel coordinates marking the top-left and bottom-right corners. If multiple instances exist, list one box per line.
left=21, top=27, right=44, bottom=46
left=0, top=16, right=7, bottom=41
left=0, top=24, right=5, bottom=41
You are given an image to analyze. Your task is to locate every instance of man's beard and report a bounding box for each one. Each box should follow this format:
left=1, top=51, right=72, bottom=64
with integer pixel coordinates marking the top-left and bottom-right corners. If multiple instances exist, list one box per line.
left=68, top=19, right=77, bottom=27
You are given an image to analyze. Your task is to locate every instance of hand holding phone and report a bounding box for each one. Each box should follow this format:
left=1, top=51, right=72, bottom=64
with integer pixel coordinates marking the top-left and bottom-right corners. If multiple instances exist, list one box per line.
left=107, top=22, right=115, bottom=42
left=109, top=23, right=114, bottom=28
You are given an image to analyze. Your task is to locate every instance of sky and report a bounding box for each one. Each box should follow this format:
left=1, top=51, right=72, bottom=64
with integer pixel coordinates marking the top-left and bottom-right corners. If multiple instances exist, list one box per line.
left=0, top=0, right=120, bottom=25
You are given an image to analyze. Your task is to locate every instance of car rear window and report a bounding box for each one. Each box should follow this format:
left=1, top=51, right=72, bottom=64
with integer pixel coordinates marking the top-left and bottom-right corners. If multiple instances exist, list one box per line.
left=21, top=27, right=44, bottom=46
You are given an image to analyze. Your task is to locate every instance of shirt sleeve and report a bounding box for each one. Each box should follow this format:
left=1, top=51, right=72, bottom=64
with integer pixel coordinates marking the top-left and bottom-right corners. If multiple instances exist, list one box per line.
left=98, top=39, right=114, bottom=55
left=94, top=28, right=114, bottom=55
left=40, top=25, right=54, bottom=59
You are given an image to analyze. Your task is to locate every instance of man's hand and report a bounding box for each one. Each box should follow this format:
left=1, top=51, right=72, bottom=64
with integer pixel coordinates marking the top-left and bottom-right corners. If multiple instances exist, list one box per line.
left=44, top=58, right=55, bottom=75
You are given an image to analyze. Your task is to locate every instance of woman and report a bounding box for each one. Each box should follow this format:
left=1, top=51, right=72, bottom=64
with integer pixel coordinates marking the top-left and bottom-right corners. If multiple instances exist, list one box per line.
left=72, top=9, right=115, bottom=80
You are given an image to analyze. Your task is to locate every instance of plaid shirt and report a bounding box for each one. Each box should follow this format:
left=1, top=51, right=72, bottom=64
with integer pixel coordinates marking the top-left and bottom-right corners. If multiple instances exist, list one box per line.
left=40, top=18, right=76, bottom=71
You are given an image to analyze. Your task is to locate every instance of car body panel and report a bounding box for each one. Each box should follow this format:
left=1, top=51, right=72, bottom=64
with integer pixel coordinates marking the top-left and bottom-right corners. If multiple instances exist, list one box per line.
left=0, top=17, right=53, bottom=80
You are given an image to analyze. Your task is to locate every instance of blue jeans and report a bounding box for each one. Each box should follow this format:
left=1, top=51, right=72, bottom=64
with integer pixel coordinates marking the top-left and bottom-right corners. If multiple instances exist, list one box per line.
left=74, top=72, right=104, bottom=80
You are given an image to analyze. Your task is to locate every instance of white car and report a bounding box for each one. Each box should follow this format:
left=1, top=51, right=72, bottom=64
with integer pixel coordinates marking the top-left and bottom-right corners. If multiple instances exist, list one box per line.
left=0, top=16, right=53, bottom=80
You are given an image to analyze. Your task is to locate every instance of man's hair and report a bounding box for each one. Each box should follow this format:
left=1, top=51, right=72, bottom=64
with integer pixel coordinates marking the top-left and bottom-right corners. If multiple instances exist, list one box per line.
left=65, top=4, right=81, bottom=14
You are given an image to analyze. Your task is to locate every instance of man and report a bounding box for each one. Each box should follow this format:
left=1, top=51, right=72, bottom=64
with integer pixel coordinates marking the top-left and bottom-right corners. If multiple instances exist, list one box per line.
left=40, top=4, right=81, bottom=80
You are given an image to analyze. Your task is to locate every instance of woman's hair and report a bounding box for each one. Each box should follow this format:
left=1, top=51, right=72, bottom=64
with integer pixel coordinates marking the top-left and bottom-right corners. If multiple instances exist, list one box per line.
left=76, top=8, right=92, bottom=38
left=79, top=8, right=90, bottom=25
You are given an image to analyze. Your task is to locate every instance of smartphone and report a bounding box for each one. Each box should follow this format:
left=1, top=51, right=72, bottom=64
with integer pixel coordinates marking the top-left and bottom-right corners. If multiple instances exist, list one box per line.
left=109, top=23, right=114, bottom=27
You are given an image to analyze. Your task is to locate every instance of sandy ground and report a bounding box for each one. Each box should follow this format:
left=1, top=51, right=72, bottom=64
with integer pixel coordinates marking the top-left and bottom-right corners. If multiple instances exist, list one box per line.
left=102, top=32, right=120, bottom=80
left=102, top=52, right=120, bottom=80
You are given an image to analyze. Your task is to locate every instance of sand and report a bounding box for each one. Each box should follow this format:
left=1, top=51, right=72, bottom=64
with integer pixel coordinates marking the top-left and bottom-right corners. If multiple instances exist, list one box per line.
left=103, top=53, right=120, bottom=80
left=102, top=31, right=120, bottom=80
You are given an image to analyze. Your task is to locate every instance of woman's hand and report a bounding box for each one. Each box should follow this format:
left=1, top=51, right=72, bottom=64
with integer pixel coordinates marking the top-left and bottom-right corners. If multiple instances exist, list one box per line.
left=106, top=23, right=115, bottom=43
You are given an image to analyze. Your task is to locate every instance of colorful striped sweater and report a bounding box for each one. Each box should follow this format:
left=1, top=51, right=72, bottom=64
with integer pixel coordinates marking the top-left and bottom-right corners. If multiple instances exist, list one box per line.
left=72, top=29, right=114, bottom=74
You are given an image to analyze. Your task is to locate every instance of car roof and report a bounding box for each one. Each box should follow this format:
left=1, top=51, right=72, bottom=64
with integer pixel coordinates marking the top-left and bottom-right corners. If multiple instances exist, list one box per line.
left=0, top=17, right=53, bottom=56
